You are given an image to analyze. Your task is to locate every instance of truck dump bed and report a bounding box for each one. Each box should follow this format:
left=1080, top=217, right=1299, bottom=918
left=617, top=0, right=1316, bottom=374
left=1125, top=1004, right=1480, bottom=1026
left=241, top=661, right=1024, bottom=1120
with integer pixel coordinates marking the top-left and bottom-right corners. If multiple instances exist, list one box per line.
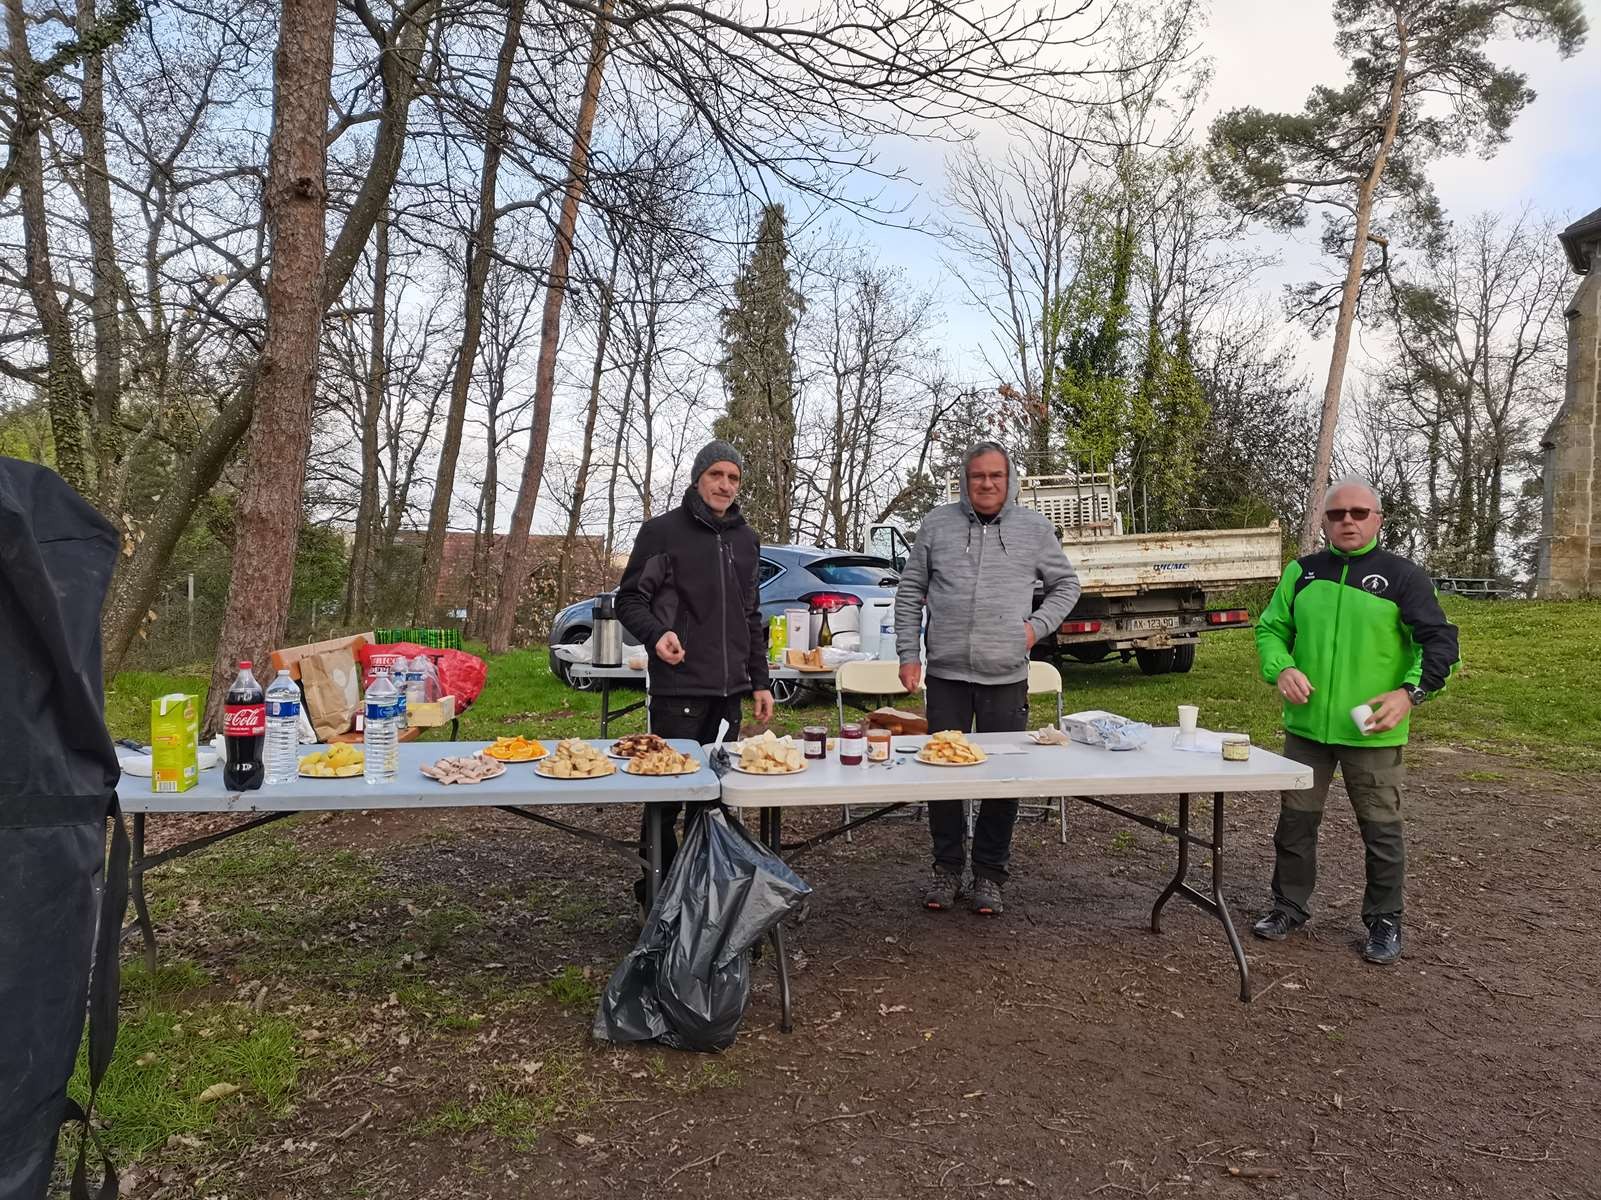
left=1064, top=526, right=1284, bottom=596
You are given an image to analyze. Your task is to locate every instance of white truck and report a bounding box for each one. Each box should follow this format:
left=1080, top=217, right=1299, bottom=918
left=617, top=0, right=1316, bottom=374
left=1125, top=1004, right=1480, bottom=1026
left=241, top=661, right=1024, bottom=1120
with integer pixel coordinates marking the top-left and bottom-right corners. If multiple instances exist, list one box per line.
left=868, top=471, right=1284, bottom=675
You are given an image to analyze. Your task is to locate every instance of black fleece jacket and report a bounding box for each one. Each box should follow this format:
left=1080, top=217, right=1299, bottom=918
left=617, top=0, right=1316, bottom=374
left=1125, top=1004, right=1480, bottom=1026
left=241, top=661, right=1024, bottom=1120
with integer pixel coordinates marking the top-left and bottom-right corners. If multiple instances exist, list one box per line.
left=615, top=489, right=770, bottom=697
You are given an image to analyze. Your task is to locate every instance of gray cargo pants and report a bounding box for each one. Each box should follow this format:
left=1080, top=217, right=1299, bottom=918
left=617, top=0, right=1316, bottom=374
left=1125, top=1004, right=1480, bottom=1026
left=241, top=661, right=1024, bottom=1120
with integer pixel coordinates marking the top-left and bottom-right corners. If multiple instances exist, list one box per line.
left=1271, top=732, right=1407, bottom=922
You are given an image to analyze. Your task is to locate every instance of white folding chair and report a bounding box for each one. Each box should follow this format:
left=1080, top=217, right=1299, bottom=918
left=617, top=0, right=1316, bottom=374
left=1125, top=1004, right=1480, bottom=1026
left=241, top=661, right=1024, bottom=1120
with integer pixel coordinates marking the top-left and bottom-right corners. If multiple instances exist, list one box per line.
left=835, top=659, right=918, bottom=840
left=1026, top=660, right=1068, bottom=843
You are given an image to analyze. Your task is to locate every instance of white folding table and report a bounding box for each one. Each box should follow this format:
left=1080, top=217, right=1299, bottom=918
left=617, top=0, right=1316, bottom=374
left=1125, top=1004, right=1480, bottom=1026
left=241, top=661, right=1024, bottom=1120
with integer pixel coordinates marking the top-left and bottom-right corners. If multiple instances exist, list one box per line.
left=719, top=730, right=1314, bottom=1028
left=120, top=739, right=716, bottom=967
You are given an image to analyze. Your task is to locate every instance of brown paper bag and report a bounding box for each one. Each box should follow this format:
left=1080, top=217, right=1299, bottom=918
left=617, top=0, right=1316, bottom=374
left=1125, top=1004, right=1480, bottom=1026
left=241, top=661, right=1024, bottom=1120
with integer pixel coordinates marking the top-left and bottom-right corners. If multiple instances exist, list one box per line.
left=867, top=707, right=927, bottom=735
left=301, top=646, right=360, bottom=741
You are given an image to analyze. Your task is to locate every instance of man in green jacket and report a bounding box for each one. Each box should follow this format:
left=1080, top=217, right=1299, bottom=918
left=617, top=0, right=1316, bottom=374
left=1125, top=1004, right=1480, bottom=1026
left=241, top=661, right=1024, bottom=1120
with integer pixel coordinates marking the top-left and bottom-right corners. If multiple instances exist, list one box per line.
left=1252, top=479, right=1460, bottom=965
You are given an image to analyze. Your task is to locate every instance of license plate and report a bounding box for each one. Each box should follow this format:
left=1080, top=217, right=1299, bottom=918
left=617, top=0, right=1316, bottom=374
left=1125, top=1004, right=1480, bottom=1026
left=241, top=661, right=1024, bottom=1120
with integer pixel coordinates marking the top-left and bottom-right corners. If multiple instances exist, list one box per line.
left=1128, top=616, right=1177, bottom=631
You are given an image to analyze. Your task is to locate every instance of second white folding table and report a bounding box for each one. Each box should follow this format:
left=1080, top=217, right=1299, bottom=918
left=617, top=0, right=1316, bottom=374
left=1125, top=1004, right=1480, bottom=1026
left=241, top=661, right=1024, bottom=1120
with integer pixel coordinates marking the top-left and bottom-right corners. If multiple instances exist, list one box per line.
left=719, top=730, right=1313, bottom=1030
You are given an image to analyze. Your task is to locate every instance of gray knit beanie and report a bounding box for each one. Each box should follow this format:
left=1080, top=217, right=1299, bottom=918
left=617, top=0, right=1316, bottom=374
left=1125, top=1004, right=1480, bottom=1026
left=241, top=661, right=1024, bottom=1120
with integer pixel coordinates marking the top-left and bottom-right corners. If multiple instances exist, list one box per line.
left=692, top=439, right=745, bottom=483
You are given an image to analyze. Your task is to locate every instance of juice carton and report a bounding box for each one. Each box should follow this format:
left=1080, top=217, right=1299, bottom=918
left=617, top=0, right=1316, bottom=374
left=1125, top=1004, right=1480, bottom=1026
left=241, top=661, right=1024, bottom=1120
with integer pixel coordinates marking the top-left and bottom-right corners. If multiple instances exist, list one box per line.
left=151, top=693, right=199, bottom=793
left=768, top=614, right=788, bottom=664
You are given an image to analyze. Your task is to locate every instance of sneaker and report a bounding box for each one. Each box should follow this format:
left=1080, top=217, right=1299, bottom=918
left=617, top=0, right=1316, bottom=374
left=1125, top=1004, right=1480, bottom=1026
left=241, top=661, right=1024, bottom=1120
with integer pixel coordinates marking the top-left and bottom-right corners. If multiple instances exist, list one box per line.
left=1362, top=916, right=1402, bottom=965
left=1251, top=908, right=1305, bottom=941
left=922, top=867, right=964, bottom=911
left=970, top=876, right=1004, bottom=916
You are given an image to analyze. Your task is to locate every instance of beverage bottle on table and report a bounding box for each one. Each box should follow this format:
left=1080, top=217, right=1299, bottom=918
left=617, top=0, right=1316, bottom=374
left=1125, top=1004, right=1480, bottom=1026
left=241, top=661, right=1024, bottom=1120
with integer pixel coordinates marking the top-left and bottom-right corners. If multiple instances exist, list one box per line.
left=264, top=669, right=301, bottom=785
left=363, top=668, right=401, bottom=785
left=223, top=660, right=265, bottom=791
left=405, top=656, right=427, bottom=709
left=817, top=608, right=833, bottom=648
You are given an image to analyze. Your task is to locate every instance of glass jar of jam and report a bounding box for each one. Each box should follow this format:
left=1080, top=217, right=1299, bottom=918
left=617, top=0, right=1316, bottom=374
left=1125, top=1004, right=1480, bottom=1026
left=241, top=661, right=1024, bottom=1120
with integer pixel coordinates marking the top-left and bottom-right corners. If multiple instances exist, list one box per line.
left=803, top=725, right=828, bottom=759
left=866, top=726, right=891, bottom=763
left=839, top=722, right=865, bottom=766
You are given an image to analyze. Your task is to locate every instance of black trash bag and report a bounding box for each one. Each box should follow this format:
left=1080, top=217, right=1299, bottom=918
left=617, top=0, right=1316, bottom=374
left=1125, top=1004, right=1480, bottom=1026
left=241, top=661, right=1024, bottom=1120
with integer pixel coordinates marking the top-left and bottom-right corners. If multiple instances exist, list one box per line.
left=594, top=806, right=810, bottom=1052
left=0, top=457, right=126, bottom=1200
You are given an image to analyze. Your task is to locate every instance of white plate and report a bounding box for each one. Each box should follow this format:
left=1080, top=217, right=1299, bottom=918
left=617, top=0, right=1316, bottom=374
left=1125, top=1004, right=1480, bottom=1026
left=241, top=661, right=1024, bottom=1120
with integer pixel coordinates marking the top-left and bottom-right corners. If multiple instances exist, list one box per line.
left=483, top=748, right=549, bottom=764
left=914, top=752, right=988, bottom=768
left=118, top=747, right=220, bottom=778
left=534, top=761, right=616, bottom=780
left=420, top=759, right=506, bottom=784
left=728, top=761, right=807, bottom=776
left=624, top=760, right=701, bottom=777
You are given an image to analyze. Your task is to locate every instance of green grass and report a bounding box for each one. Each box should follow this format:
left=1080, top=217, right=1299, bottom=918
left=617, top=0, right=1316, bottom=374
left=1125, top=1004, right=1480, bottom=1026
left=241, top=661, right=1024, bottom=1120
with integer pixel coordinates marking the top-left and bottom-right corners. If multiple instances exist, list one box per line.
left=66, top=961, right=300, bottom=1158
left=414, top=1053, right=599, bottom=1151
left=107, top=598, right=1601, bottom=771
left=540, top=965, right=601, bottom=1009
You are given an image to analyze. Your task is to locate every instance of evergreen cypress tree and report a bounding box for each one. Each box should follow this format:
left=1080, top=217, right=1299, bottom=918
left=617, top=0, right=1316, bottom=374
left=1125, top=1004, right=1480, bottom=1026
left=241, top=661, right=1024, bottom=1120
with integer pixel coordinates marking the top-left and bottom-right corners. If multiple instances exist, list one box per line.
left=715, top=204, right=804, bottom=541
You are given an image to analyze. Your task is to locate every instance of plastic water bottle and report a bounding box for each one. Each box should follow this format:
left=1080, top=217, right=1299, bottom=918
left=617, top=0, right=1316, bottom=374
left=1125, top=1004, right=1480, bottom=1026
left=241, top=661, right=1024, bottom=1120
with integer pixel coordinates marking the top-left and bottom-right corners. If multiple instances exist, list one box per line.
left=405, top=656, right=428, bottom=709
left=363, top=668, right=400, bottom=784
left=264, top=670, right=301, bottom=785
left=417, top=654, right=442, bottom=701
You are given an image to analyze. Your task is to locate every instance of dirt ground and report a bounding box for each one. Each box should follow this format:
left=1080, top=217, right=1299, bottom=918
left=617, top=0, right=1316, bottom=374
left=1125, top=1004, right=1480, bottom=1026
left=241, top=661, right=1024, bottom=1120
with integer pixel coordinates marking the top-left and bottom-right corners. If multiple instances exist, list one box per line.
left=125, top=746, right=1600, bottom=1200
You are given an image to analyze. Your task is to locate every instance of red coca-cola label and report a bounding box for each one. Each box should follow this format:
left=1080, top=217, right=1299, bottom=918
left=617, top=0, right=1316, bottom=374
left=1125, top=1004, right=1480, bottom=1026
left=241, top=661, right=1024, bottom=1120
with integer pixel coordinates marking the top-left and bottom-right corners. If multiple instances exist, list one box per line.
left=224, top=704, right=266, bottom=736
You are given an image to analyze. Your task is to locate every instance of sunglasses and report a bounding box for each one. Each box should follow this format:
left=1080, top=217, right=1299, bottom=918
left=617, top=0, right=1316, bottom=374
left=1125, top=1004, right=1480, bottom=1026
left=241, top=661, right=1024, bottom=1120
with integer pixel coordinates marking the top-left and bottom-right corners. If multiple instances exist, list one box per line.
left=1324, top=507, right=1375, bottom=522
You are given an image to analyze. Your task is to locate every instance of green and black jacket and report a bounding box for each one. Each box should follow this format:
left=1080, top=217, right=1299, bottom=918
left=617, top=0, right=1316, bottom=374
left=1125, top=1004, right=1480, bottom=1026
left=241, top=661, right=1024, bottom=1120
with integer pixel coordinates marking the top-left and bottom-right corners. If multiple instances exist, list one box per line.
left=1255, top=539, right=1460, bottom=748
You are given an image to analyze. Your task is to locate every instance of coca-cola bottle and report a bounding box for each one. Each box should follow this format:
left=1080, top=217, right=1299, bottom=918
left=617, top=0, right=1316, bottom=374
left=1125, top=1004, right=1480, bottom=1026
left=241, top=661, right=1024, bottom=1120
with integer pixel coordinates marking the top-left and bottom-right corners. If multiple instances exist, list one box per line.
left=223, top=660, right=266, bottom=791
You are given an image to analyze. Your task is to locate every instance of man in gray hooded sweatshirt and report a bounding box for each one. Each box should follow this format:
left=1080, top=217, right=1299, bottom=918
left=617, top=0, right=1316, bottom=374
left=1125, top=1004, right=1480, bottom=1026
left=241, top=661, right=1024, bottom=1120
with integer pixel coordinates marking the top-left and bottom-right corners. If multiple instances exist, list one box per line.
left=894, top=442, right=1081, bottom=915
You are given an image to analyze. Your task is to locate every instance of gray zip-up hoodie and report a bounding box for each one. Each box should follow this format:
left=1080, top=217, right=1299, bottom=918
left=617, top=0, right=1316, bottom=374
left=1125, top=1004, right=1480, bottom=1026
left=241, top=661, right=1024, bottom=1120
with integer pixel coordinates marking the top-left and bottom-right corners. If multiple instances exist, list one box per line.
left=894, top=443, right=1082, bottom=686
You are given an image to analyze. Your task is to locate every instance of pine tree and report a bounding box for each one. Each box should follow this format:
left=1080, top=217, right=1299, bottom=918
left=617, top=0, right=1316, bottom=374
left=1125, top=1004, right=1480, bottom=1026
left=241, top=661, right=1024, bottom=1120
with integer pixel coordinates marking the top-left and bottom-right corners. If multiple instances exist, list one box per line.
left=1206, top=0, right=1586, bottom=553
left=715, top=204, right=803, bottom=541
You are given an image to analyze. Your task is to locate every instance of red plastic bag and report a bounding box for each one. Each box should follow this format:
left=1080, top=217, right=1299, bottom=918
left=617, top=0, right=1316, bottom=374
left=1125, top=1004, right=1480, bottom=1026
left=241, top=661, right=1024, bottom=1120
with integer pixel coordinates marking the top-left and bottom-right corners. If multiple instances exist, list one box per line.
left=434, top=649, right=487, bottom=712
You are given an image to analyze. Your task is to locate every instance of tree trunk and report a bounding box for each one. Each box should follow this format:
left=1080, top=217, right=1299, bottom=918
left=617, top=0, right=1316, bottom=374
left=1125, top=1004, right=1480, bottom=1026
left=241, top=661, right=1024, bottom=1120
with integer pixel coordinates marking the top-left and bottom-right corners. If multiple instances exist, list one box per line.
left=414, top=0, right=526, bottom=622
left=490, top=0, right=615, bottom=652
left=558, top=246, right=619, bottom=606
left=1299, top=11, right=1409, bottom=553
left=78, top=0, right=124, bottom=509
left=6, top=0, right=93, bottom=494
left=101, top=0, right=433, bottom=674
left=603, top=349, right=640, bottom=564
left=343, top=207, right=389, bottom=622
left=203, top=0, right=336, bottom=733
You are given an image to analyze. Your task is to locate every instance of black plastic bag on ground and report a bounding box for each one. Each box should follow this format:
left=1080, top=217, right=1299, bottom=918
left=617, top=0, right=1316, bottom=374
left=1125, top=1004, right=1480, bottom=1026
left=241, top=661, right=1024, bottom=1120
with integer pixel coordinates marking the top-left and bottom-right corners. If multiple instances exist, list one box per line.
left=594, top=807, right=810, bottom=1052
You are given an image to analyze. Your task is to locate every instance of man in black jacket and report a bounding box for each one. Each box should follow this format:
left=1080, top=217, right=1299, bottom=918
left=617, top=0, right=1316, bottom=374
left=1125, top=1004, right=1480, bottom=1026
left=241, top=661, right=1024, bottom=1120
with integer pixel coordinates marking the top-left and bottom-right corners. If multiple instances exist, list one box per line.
left=617, top=439, right=774, bottom=907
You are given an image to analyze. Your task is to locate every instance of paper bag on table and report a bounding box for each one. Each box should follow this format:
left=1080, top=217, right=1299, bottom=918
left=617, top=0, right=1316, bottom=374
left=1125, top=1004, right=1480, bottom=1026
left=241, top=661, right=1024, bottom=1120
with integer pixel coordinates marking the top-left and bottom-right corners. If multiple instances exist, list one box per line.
left=300, top=646, right=360, bottom=741
left=866, top=707, right=927, bottom=735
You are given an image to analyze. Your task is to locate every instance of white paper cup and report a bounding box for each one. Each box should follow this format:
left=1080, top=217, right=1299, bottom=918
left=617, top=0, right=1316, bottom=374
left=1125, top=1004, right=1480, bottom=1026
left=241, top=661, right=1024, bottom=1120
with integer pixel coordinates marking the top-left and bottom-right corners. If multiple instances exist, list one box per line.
left=1177, top=705, right=1199, bottom=734
left=1351, top=703, right=1375, bottom=735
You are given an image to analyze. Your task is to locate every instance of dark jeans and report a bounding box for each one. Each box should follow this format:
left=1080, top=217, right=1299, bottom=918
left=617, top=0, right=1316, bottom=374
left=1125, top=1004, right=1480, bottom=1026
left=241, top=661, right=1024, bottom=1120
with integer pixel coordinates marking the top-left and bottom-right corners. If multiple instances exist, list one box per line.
left=925, top=675, right=1029, bottom=883
left=1271, top=732, right=1407, bottom=922
left=633, top=693, right=745, bottom=905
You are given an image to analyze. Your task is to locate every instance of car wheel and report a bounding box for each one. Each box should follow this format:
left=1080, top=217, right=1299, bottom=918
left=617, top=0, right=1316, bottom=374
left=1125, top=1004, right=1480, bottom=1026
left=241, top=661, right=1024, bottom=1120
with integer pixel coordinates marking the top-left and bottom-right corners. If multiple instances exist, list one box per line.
left=770, top=678, right=800, bottom=706
left=1135, top=647, right=1176, bottom=676
left=1171, top=642, right=1196, bottom=673
left=551, top=627, right=593, bottom=689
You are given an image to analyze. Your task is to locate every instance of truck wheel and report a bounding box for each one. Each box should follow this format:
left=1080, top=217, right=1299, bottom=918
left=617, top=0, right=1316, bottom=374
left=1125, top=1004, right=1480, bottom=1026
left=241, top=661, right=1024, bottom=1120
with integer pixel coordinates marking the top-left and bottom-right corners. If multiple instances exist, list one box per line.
left=1135, top=648, right=1176, bottom=676
left=1171, top=642, right=1196, bottom=673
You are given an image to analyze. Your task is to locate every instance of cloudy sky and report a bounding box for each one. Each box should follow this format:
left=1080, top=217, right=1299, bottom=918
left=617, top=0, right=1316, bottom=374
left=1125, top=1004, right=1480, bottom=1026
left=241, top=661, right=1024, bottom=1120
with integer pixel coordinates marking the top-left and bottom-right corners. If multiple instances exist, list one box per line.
left=858, top=0, right=1601, bottom=382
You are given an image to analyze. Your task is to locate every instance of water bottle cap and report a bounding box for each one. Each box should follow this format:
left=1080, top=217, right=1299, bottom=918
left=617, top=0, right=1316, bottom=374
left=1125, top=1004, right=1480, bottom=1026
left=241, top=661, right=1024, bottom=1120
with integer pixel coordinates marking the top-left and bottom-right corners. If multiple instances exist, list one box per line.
left=239, top=660, right=252, bottom=669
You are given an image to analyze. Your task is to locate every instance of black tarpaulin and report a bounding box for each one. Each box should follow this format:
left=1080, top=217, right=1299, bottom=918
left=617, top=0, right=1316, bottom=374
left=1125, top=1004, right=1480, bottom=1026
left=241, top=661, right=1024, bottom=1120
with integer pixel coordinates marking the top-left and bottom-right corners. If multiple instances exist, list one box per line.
left=0, top=457, right=127, bottom=1200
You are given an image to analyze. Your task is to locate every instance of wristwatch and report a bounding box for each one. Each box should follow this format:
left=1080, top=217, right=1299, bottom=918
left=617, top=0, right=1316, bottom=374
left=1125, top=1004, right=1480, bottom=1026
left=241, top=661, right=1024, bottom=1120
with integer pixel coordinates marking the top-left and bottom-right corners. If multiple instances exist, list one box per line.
left=1401, top=684, right=1430, bottom=707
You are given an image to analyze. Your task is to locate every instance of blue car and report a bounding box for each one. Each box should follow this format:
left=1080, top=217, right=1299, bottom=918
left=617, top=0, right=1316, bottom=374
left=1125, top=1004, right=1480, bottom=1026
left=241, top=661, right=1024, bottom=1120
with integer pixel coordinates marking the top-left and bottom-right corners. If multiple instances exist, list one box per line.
left=548, top=544, right=900, bottom=696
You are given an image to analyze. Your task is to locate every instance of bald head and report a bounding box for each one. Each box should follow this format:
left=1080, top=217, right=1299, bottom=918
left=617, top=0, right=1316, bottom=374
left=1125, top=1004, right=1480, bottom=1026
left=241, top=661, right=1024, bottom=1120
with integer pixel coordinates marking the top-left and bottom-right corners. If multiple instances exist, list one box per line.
left=1321, top=477, right=1383, bottom=551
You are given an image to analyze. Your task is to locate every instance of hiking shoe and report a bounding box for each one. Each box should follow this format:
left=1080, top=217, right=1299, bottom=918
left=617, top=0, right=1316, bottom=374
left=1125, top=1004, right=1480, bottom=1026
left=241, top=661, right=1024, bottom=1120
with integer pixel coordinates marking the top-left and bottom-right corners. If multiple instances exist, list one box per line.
left=1252, top=908, right=1305, bottom=941
left=1362, top=916, right=1402, bottom=965
left=922, top=867, right=964, bottom=911
left=970, top=876, right=1004, bottom=916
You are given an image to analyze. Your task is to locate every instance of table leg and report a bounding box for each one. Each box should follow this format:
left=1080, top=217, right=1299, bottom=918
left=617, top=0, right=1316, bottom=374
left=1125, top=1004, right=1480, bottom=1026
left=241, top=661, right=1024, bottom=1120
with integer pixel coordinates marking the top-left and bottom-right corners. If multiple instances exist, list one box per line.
left=129, top=812, right=159, bottom=971
left=599, top=681, right=612, bottom=738
left=1150, top=792, right=1190, bottom=934
left=1211, top=792, right=1250, bottom=1002
left=645, top=803, right=663, bottom=909
left=760, top=806, right=795, bottom=1033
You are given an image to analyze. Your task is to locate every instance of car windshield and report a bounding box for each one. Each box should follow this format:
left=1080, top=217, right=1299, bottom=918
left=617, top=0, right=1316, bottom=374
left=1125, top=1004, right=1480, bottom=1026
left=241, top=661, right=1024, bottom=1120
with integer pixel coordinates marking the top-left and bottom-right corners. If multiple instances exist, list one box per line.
left=805, top=556, right=898, bottom=586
